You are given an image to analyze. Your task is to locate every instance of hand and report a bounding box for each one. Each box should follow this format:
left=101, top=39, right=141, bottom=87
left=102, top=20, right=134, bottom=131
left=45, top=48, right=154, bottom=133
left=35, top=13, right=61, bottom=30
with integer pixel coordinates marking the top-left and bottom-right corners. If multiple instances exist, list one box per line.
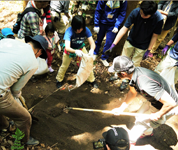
left=62, top=15, right=69, bottom=25
left=111, top=107, right=123, bottom=115
left=112, top=27, right=118, bottom=33
left=93, top=27, right=100, bottom=34
left=104, top=44, right=115, bottom=55
left=75, top=50, right=84, bottom=57
left=89, top=49, right=94, bottom=56
left=12, top=91, right=22, bottom=99
left=162, top=45, right=169, bottom=56
left=143, top=50, right=151, bottom=60
left=149, top=112, right=161, bottom=121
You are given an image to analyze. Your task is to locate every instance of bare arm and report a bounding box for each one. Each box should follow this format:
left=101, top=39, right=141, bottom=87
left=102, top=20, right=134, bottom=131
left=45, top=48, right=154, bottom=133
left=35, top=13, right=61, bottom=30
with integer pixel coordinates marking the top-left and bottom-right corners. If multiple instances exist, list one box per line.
left=167, top=40, right=175, bottom=46
left=148, top=33, right=158, bottom=50
left=150, top=91, right=177, bottom=121
left=65, top=40, right=75, bottom=53
left=113, top=26, right=129, bottom=45
left=158, top=10, right=168, bottom=16
left=88, top=36, right=96, bottom=50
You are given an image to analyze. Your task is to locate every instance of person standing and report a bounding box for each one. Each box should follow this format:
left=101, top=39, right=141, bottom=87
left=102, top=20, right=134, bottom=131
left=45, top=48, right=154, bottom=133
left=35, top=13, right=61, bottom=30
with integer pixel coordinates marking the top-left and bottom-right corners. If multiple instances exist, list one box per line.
left=106, top=1, right=163, bottom=91
left=0, top=35, right=48, bottom=146
left=93, top=0, right=127, bottom=67
left=109, top=56, right=178, bottom=145
left=56, top=15, right=98, bottom=89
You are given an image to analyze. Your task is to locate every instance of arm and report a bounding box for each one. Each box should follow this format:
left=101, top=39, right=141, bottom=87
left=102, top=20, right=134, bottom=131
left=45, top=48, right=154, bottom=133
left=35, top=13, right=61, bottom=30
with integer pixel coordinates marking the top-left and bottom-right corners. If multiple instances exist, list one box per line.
left=112, top=86, right=137, bottom=114
left=150, top=91, right=177, bottom=121
left=113, top=26, right=128, bottom=45
left=148, top=33, right=158, bottom=51
left=114, top=1, right=127, bottom=28
left=88, top=36, right=95, bottom=50
left=65, top=40, right=75, bottom=53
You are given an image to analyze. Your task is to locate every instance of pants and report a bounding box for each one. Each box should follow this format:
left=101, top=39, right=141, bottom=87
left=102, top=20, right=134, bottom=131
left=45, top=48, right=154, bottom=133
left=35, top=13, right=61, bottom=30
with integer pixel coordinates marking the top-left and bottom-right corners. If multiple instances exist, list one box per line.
left=129, top=101, right=178, bottom=143
left=151, top=30, right=170, bottom=53
left=122, top=40, right=146, bottom=67
left=56, top=47, right=95, bottom=82
left=154, top=51, right=178, bottom=84
left=94, top=24, right=117, bottom=60
left=0, top=91, right=31, bottom=143
left=46, top=49, right=54, bottom=67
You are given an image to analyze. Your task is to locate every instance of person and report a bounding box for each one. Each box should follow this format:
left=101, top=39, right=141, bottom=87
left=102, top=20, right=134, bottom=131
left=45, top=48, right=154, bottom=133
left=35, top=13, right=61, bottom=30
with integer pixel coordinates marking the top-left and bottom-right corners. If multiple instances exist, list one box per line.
left=0, top=35, right=48, bottom=146
left=1, top=28, right=15, bottom=39
left=17, top=1, right=50, bottom=39
left=93, top=0, right=127, bottom=67
left=150, top=1, right=178, bottom=55
left=50, top=1, right=71, bottom=40
left=109, top=56, right=178, bottom=145
left=56, top=15, right=98, bottom=89
left=44, top=23, right=60, bottom=72
left=154, top=31, right=178, bottom=84
left=106, top=1, right=163, bottom=91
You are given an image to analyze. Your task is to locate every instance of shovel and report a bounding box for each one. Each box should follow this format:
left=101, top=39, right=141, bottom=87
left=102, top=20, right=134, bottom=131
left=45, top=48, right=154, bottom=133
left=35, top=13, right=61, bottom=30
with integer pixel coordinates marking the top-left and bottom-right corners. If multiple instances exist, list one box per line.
left=64, top=107, right=151, bottom=118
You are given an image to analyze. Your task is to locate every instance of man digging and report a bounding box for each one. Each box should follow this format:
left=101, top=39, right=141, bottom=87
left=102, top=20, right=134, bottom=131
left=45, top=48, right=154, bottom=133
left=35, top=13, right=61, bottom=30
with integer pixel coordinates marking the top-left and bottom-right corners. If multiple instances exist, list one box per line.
left=109, top=56, right=178, bottom=145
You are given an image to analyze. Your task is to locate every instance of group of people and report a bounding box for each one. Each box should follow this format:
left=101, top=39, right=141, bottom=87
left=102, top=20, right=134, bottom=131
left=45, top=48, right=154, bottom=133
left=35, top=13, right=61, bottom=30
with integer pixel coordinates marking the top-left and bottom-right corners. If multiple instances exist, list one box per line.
left=1, top=0, right=178, bottom=149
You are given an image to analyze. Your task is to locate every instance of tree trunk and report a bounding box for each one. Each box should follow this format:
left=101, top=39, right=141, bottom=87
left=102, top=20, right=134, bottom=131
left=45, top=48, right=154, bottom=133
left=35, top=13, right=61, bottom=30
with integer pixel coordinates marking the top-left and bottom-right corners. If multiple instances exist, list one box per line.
left=112, top=1, right=140, bottom=58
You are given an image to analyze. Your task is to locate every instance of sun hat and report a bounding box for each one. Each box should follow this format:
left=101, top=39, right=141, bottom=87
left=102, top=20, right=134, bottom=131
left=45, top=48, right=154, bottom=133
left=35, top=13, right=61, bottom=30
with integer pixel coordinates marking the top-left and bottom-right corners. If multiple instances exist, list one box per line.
left=1, top=28, right=14, bottom=36
left=102, top=127, right=130, bottom=150
left=25, top=35, right=48, bottom=59
left=108, top=56, right=135, bottom=74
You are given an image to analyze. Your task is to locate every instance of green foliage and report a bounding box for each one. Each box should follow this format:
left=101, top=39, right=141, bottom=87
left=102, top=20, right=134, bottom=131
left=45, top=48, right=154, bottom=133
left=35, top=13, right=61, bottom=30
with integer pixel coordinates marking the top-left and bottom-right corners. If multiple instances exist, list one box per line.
left=11, top=128, right=25, bottom=150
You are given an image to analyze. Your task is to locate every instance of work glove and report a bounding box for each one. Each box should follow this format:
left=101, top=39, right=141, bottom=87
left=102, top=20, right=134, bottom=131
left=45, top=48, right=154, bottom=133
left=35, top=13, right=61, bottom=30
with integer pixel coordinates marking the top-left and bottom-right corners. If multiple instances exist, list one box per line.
left=88, top=49, right=94, bottom=56
left=112, top=27, right=118, bottom=33
left=143, top=50, right=152, bottom=60
left=62, top=15, right=69, bottom=25
left=75, top=50, right=84, bottom=57
left=93, top=27, right=100, bottom=34
left=104, top=44, right=116, bottom=55
left=162, top=45, right=170, bottom=56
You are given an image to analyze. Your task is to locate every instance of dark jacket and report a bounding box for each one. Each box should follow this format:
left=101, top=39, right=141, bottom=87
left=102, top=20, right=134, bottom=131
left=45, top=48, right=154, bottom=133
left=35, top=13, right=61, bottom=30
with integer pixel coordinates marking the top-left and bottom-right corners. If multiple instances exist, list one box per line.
left=158, top=1, right=178, bottom=30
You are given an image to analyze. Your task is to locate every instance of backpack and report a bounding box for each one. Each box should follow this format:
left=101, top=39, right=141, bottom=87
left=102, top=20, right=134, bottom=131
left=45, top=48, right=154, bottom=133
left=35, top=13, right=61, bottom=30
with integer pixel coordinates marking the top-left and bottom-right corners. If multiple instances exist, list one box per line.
left=13, top=7, right=41, bottom=34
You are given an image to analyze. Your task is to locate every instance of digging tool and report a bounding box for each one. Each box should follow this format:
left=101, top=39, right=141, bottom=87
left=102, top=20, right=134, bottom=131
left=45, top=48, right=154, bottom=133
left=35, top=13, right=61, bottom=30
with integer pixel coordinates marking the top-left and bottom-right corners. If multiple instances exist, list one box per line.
left=64, top=107, right=151, bottom=118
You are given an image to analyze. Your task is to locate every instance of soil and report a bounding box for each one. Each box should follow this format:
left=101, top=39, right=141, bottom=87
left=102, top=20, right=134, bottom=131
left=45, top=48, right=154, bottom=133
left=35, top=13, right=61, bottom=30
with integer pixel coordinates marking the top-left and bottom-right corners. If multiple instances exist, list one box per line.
left=1, top=1, right=178, bottom=150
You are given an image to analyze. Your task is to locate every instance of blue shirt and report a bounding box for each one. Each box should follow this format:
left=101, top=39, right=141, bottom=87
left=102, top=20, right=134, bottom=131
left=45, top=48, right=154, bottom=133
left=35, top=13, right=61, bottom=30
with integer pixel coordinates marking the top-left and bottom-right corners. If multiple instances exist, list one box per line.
left=169, top=32, right=178, bottom=60
left=124, top=8, right=163, bottom=50
left=64, top=27, right=92, bottom=49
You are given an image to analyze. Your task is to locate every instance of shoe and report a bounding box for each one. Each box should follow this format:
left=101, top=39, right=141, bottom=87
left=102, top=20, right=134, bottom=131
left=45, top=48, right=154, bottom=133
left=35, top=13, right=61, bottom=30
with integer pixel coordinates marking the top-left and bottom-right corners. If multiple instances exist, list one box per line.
left=120, top=81, right=128, bottom=91
left=93, top=55, right=98, bottom=61
left=56, top=81, right=63, bottom=88
left=109, top=76, right=120, bottom=82
left=90, top=81, right=98, bottom=88
left=26, top=137, right=39, bottom=146
left=48, top=66, right=54, bottom=73
left=100, top=59, right=109, bottom=67
left=139, top=133, right=153, bottom=139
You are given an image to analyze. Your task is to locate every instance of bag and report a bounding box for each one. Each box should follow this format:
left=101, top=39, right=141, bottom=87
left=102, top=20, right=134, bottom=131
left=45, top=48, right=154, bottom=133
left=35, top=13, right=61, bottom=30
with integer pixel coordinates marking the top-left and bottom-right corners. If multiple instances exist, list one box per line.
left=13, top=7, right=41, bottom=34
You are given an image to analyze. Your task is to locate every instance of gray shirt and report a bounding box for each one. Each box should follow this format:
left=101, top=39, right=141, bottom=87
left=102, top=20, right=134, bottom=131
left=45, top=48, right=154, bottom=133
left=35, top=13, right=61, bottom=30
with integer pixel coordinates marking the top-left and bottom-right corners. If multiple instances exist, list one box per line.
left=0, top=39, right=38, bottom=94
left=50, top=1, right=70, bottom=14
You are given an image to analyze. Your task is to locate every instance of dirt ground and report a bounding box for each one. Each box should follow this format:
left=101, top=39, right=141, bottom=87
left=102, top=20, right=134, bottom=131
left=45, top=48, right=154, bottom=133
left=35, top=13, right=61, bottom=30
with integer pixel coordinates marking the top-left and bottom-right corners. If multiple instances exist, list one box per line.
left=1, top=1, right=178, bottom=150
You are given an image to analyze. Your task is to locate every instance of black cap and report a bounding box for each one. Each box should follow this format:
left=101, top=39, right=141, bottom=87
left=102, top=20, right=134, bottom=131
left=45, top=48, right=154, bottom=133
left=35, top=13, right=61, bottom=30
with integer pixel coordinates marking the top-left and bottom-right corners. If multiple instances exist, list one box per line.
left=25, top=35, right=48, bottom=59
left=102, top=127, right=130, bottom=150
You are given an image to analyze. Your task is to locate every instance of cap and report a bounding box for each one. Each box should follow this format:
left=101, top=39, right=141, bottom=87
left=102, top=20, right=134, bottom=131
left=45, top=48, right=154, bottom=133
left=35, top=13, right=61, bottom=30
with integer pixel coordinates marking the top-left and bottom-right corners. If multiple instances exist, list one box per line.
left=102, top=127, right=130, bottom=150
left=1, top=28, right=14, bottom=36
left=25, top=35, right=48, bottom=59
left=108, top=56, right=134, bottom=73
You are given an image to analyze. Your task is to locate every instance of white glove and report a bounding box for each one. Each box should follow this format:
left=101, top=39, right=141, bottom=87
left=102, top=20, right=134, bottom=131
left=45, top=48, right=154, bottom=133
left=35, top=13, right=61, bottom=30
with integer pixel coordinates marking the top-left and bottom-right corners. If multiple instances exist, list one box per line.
left=12, top=91, right=22, bottom=98
left=89, top=49, right=94, bottom=56
left=62, top=15, right=69, bottom=25
left=93, top=27, right=100, bottom=34
left=112, top=27, right=118, bottom=33
left=75, top=50, right=84, bottom=57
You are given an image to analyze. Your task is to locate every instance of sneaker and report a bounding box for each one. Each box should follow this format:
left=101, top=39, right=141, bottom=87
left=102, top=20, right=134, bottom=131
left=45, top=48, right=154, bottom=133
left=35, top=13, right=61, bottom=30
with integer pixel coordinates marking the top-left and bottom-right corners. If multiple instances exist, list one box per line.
left=100, top=59, right=109, bottom=67
left=56, top=81, right=63, bottom=88
left=26, top=136, right=39, bottom=146
left=120, top=81, right=128, bottom=91
left=48, top=66, right=54, bottom=73
left=93, top=55, right=98, bottom=61
left=139, top=133, right=153, bottom=139
left=90, top=81, right=98, bottom=88
left=109, top=76, right=120, bottom=82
